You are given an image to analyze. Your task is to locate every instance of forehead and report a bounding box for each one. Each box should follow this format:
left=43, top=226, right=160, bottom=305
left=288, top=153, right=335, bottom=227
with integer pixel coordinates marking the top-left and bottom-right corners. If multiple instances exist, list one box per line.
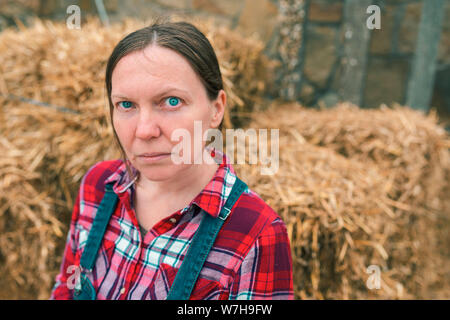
left=111, top=45, right=203, bottom=97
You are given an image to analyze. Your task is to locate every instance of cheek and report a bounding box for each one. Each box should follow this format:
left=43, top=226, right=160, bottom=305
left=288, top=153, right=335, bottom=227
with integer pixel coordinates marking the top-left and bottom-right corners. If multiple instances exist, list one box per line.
left=172, top=109, right=212, bottom=146
left=113, top=117, right=133, bottom=144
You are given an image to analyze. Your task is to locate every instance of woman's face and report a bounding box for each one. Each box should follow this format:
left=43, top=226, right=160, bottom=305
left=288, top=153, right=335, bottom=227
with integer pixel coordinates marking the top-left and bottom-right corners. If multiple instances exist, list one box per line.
left=111, top=45, right=225, bottom=182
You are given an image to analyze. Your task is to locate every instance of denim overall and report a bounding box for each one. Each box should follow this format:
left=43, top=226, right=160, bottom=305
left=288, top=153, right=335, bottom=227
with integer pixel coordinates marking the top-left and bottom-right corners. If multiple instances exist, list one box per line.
left=73, top=177, right=247, bottom=300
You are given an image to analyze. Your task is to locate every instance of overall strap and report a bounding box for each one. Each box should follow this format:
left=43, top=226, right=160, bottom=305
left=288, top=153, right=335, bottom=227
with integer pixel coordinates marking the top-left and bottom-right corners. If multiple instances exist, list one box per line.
left=166, top=177, right=248, bottom=300
left=79, top=183, right=118, bottom=273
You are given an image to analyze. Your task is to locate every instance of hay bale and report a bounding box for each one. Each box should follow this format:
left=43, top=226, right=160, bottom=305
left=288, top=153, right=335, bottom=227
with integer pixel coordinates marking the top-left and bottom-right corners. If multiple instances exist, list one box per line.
left=236, top=141, right=400, bottom=299
left=235, top=102, right=450, bottom=299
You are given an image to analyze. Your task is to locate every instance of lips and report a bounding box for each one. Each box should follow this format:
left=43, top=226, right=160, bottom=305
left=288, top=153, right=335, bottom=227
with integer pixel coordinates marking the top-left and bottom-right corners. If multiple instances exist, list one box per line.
left=138, top=152, right=171, bottom=157
left=136, top=152, right=172, bottom=163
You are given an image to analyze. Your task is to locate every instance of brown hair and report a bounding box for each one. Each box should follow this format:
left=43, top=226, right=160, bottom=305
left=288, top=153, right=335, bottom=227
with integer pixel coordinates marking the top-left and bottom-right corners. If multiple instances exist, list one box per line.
left=105, top=19, right=224, bottom=180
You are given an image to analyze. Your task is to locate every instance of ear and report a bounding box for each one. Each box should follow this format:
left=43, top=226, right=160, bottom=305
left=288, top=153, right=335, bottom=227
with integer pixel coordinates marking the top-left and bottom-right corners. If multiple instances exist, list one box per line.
left=210, top=89, right=226, bottom=129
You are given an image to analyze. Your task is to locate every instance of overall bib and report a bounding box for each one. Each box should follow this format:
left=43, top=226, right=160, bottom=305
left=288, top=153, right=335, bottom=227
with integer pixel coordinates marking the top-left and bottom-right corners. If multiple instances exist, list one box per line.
left=73, top=177, right=247, bottom=300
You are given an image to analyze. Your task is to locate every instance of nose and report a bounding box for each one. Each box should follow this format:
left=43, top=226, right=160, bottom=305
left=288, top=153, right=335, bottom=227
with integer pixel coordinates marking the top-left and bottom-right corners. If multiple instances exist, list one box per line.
left=135, top=107, right=161, bottom=140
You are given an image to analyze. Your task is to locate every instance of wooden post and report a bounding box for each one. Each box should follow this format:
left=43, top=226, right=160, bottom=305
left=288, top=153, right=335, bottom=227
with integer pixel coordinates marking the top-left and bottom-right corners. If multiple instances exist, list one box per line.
left=265, top=0, right=310, bottom=101
left=336, top=0, right=372, bottom=107
left=405, top=0, right=445, bottom=112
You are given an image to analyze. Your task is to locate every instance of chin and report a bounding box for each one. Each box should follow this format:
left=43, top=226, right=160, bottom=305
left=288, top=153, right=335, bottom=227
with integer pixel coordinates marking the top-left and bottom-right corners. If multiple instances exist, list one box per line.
left=136, top=164, right=186, bottom=182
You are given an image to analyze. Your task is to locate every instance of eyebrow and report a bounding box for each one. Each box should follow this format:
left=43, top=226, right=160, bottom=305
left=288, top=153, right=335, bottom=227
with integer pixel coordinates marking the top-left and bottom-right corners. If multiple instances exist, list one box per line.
left=111, top=87, right=190, bottom=100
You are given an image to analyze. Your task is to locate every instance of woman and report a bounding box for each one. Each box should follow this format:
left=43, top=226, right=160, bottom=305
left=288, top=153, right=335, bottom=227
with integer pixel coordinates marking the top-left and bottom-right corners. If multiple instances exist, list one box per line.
left=50, top=20, right=293, bottom=300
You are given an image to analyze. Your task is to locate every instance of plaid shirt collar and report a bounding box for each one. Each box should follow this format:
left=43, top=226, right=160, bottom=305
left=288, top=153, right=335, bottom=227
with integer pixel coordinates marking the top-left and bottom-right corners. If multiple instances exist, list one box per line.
left=104, top=148, right=237, bottom=219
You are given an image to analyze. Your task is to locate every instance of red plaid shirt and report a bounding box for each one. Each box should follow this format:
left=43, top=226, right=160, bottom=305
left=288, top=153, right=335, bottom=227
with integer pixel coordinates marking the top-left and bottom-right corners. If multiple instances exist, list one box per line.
left=50, top=150, right=293, bottom=300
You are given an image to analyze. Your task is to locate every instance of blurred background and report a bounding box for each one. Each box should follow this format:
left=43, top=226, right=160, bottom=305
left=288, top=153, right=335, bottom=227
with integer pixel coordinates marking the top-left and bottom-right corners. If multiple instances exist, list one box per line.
left=0, top=0, right=449, bottom=300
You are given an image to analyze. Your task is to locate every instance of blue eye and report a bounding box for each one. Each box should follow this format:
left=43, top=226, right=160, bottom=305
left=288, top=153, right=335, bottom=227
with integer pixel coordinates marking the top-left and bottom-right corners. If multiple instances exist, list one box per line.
left=165, top=97, right=180, bottom=107
left=118, top=101, right=133, bottom=109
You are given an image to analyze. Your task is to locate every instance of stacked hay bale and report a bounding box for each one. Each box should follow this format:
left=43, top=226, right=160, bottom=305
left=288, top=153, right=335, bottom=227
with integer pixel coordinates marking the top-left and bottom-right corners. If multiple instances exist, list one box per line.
left=235, top=102, right=450, bottom=299
left=0, top=16, right=273, bottom=299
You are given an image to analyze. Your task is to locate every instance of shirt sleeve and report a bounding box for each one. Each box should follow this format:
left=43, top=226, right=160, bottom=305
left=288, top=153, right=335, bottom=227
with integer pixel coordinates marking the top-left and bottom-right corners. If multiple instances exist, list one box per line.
left=229, top=218, right=294, bottom=300
left=49, top=189, right=82, bottom=300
